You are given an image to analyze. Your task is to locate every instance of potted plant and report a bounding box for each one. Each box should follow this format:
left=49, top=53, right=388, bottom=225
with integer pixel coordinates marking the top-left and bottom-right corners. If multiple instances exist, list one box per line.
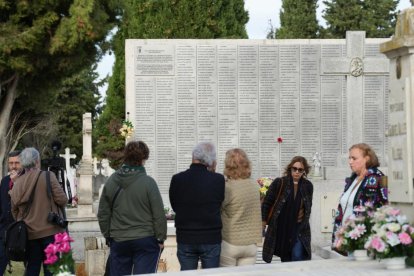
left=44, top=232, right=75, bottom=275
left=333, top=203, right=375, bottom=261
left=364, top=205, right=414, bottom=269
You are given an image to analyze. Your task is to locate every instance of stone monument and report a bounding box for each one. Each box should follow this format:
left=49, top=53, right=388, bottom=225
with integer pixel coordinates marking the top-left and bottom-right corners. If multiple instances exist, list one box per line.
left=77, top=113, right=94, bottom=216
left=380, top=6, right=414, bottom=221
left=312, top=152, right=322, bottom=178
left=125, top=32, right=390, bottom=204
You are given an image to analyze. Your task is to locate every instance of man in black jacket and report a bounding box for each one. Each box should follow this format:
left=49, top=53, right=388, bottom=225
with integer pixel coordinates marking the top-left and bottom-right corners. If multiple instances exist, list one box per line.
left=169, top=142, right=225, bottom=271
left=0, top=150, right=22, bottom=274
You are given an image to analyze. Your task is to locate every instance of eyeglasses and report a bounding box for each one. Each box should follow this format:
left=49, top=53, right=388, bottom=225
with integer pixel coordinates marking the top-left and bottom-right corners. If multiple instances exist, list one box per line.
left=291, top=166, right=304, bottom=173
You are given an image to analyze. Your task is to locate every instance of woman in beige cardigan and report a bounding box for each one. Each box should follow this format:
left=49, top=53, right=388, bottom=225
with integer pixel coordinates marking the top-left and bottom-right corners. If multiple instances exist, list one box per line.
left=220, top=148, right=262, bottom=266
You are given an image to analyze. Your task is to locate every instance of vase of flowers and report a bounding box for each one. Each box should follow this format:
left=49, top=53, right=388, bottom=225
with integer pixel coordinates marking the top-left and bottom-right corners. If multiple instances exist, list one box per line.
left=364, top=205, right=414, bottom=270
left=333, top=203, right=375, bottom=260
left=44, top=232, right=75, bottom=275
left=257, top=177, right=274, bottom=202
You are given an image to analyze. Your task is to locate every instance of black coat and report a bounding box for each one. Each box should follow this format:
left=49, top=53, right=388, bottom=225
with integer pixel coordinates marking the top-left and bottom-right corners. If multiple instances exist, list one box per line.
left=169, top=163, right=225, bottom=244
left=262, top=175, right=313, bottom=263
left=0, top=175, right=14, bottom=239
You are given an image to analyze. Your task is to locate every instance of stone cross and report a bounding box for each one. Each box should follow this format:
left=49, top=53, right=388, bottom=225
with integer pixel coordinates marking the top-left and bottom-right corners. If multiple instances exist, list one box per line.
left=320, top=31, right=389, bottom=146
left=60, top=147, right=76, bottom=173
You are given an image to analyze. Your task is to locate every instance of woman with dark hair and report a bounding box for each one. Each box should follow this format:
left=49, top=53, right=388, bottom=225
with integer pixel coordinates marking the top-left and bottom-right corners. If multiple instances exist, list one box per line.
left=220, top=148, right=262, bottom=267
left=98, top=141, right=167, bottom=275
left=332, top=143, right=388, bottom=253
left=262, top=156, right=313, bottom=263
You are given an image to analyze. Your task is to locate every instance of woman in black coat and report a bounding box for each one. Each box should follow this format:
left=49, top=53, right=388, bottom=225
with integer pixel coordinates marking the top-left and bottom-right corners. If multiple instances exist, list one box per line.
left=262, top=156, right=313, bottom=263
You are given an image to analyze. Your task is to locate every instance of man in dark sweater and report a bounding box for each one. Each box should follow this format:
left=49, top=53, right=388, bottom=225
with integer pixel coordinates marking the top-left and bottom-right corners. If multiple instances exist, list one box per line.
left=169, top=142, right=225, bottom=271
left=0, top=150, right=22, bottom=274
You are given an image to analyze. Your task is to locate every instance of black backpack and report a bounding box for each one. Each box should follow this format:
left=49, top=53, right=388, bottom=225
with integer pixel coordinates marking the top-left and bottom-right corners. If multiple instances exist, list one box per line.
left=5, top=171, right=41, bottom=262
left=4, top=220, right=28, bottom=261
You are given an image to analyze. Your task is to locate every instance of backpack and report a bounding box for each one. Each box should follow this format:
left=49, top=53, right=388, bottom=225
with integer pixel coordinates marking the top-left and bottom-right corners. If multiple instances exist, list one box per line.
left=4, top=220, right=28, bottom=261
left=4, top=171, right=41, bottom=262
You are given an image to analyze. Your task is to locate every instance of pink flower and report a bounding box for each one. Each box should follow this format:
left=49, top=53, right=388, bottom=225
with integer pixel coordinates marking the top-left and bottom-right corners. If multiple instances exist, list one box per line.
left=44, top=243, right=58, bottom=256
left=388, top=208, right=401, bottom=217
left=399, top=232, right=413, bottom=245
left=57, top=242, right=72, bottom=253
left=371, top=236, right=386, bottom=252
left=55, top=232, right=73, bottom=243
left=277, top=137, right=283, bottom=143
left=44, top=254, right=58, bottom=265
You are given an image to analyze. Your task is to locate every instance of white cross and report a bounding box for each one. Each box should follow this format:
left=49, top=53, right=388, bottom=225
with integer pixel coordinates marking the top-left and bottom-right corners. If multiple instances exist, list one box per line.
left=320, top=31, right=389, bottom=146
left=60, top=147, right=77, bottom=173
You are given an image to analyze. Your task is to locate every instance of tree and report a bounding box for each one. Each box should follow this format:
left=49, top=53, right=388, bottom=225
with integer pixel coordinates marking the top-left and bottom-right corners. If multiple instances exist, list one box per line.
left=323, top=0, right=398, bottom=38
left=274, top=0, right=320, bottom=38
left=95, top=0, right=249, bottom=168
left=0, top=0, right=118, bottom=175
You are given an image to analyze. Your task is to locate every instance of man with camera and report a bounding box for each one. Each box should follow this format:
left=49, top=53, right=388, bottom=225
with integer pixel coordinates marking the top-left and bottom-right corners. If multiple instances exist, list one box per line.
left=10, top=147, right=68, bottom=276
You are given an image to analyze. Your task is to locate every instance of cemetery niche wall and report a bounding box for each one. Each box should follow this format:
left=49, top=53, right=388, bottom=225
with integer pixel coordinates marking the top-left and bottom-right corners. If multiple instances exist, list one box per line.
left=125, top=32, right=390, bottom=200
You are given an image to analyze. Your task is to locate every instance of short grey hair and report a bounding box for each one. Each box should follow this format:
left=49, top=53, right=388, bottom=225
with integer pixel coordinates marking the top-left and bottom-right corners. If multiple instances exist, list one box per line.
left=20, top=147, right=40, bottom=169
left=192, top=142, right=216, bottom=167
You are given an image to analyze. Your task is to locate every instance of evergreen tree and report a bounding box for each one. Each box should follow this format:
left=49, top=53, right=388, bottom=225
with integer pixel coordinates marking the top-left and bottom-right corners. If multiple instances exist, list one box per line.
left=323, top=0, right=398, bottom=38
left=275, top=0, right=320, bottom=38
left=96, top=0, right=249, bottom=168
left=0, top=0, right=118, bottom=174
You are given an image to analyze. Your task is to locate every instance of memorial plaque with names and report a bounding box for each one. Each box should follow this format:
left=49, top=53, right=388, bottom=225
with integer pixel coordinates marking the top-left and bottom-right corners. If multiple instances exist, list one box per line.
left=125, top=35, right=390, bottom=201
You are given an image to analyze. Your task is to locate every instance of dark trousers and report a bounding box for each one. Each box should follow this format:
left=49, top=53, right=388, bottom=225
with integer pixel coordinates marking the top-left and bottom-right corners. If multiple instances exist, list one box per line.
left=110, top=236, right=161, bottom=275
left=25, top=235, right=55, bottom=276
left=177, top=243, right=221, bottom=271
left=0, top=238, right=8, bottom=275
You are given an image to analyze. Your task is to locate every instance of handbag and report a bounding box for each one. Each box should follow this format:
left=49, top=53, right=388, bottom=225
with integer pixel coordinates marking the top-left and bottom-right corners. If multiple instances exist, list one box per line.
left=266, top=177, right=284, bottom=225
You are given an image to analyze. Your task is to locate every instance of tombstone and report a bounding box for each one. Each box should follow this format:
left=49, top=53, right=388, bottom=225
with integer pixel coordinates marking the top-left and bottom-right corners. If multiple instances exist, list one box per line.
left=125, top=33, right=390, bottom=205
left=77, top=113, right=94, bottom=216
left=380, top=6, right=414, bottom=221
left=101, top=159, right=115, bottom=177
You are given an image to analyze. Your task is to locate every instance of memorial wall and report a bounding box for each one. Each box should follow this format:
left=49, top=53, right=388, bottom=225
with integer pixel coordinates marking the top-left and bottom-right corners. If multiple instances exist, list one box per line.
left=125, top=32, right=390, bottom=196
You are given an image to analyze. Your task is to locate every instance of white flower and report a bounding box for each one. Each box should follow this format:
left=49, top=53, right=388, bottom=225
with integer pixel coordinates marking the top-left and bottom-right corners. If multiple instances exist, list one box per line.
left=397, top=215, right=407, bottom=224
left=386, top=222, right=401, bottom=232
left=386, top=231, right=401, bottom=247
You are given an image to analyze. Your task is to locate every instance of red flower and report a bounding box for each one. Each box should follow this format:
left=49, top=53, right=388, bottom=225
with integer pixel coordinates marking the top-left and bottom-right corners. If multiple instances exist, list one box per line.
left=277, top=137, right=283, bottom=143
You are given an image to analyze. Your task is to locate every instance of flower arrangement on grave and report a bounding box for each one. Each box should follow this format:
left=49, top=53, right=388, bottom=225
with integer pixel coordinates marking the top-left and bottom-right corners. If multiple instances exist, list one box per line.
left=44, top=232, right=75, bottom=275
left=257, top=177, right=274, bottom=199
left=119, top=119, right=134, bottom=139
left=164, top=207, right=175, bottom=220
left=364, top=205, right=414, bottom=259
left=333, top=203, right=375, bottom=253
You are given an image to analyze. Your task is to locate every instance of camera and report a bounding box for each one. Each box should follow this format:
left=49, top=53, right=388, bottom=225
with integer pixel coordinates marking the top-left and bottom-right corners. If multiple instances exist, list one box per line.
left=47, top=212, right=68, bottom=228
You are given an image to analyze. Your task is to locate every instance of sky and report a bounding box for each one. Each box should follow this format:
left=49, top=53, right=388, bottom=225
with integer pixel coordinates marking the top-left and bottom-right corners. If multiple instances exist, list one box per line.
left=96, top=0, right=413, bottom=95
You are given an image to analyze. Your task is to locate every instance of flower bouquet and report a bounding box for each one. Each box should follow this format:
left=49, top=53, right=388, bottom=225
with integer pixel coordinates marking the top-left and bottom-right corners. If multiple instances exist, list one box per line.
left=257, top=177, right=274, bottom=198
left=119, top=119, right=134, bottom=138
left=333, top=203, right=375, bottom=258
left=44, top=232, right=75, bottom=275
left=364, top=205, right=414, bottom=260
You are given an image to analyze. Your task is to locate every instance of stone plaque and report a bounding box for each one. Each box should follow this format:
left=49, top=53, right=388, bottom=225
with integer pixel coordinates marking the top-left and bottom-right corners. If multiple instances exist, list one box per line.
left=125, top=34, right=390, bottom=198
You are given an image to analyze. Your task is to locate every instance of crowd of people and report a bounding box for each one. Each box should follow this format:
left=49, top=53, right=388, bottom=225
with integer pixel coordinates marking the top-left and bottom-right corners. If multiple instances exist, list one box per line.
left=0, top=141, right=388, bottom=275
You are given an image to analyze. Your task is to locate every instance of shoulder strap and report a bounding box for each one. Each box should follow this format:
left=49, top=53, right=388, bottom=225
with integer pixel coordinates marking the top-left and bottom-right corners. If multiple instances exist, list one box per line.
left=266, top=177, right=285, bottom=224
left=45, top=171, right=67, bottom=223
left=21, top=171, right=42, bottom=219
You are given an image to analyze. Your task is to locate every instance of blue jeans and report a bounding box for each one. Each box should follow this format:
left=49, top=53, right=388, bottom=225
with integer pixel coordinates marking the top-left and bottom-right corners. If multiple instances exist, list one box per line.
left=177, top=243, right=221, bottom=270
left=110, top=236, right=162, bottom=275
left=291, top=237, right=306, bottom=261
left=25, top=235, right=55, bottom=276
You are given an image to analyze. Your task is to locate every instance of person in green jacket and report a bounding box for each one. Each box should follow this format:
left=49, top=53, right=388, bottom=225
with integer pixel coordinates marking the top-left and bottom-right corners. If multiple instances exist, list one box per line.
left=98, top=141, right=167, bottom=275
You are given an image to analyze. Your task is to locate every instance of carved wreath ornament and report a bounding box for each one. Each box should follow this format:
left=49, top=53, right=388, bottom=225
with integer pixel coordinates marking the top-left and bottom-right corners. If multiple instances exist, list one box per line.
left=350, top=57, right=363, bottom=77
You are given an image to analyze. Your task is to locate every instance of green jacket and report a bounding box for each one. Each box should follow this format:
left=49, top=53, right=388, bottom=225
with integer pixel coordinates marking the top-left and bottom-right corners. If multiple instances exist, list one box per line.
left=97, top=166, right=167, bottom=242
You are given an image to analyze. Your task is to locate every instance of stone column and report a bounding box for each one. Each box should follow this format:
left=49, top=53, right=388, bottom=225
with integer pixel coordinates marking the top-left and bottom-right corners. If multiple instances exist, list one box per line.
left=380, top=7, right=414, bottom=221
left=77, top=113, right=94, bottom=216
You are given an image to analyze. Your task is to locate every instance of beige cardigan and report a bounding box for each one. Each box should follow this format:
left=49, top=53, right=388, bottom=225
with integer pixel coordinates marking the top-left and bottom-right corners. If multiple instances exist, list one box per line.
left=221, top=178, right=262, bottom=245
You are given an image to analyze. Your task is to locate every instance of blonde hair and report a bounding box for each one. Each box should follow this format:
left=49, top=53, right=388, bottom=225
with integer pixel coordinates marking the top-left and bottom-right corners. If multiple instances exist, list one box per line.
left=223, top=148, right=251, bottom=179
left=349, top=143, right=380, bottom=168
